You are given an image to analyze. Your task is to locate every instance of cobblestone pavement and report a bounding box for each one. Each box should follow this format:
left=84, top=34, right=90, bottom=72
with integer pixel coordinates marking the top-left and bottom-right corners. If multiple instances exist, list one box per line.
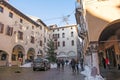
left=0, top=66, right=85, bottom=80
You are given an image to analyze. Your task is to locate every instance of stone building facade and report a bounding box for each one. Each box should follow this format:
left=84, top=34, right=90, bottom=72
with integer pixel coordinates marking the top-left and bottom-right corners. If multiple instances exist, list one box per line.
left=0, top=0, right=78, bottom=66
left=49, top=24, right=78, bottom=59
left=76, top=0, right=120, bottom=74
left=0, top=0, right=49, bottom=66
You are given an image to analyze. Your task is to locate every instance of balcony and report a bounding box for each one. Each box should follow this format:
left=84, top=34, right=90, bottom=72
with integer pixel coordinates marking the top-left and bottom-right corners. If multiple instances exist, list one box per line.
left=53, top=36, right=58, bottom=41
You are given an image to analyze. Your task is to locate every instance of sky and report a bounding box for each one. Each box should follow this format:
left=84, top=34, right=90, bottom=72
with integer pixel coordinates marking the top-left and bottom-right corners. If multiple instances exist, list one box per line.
left=8, top=0, right=77, bottom=27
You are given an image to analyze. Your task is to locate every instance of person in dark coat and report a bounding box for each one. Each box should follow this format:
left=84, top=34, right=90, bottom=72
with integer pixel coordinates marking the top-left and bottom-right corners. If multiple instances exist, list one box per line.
left=70, top=58, right=76, bottom=72
left=102, top=57, right=106, bottom=69
left=80, top=58, right=84, bottom=71
left=56, top=59, right=61, bottom=69
left=76, top=59, right=79, bottom=72
left=61, top=59, right=65, bottom=70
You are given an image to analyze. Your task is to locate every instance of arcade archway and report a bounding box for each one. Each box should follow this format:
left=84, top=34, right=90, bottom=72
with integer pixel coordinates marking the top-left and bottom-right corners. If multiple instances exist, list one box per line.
left=26, top=48, right=35, bottom=62
left=98, top=21, right=120, bottom=69
left=12, top=45, right=25, bottom=66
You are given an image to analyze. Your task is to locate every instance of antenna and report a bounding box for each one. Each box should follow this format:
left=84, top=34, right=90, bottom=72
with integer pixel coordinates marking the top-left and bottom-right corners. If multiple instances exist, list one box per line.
left=62, top=15, right=70, bottom=25
left=43, top=10, right=75, bottom=26
left=61, top=10, right=75, bottom=25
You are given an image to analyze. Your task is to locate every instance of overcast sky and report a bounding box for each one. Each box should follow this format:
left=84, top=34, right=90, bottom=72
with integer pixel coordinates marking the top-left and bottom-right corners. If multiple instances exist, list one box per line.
left=9, top=0, right=77, bottom=27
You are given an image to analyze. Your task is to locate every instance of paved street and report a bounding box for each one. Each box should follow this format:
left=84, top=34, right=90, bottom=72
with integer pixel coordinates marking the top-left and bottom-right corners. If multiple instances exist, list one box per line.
left=0, top=66, right=85, bottom=80
left=100, top=67, right=120, bottom=80
left=1, top=66, right=120, bottom=80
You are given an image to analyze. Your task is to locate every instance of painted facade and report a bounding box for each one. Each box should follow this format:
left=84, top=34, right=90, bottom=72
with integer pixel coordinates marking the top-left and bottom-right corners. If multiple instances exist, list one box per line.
left=0, top=0, right=78, bottom=66
left=0, top=0, right=48, bottom=66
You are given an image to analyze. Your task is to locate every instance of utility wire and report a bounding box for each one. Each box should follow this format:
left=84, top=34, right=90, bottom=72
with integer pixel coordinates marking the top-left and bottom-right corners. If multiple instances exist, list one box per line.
left=43, top=10, right=75, bottom=22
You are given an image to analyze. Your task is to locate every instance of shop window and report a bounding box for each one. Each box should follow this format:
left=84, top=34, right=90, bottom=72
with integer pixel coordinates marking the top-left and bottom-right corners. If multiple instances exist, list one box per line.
left=18, top=52, right=23, bottom=58
left=12, top=54, right=16, bottom=61
left=1, top=54, right=7, bottom=60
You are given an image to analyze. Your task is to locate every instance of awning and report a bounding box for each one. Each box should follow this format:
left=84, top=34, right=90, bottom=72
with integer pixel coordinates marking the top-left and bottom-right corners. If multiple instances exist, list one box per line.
left=57, top=54, right=68, bottom=58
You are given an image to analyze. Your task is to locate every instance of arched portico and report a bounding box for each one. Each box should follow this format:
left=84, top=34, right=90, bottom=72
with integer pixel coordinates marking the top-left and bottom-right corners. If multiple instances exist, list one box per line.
left=98, top=20, right=120, bottom=69
left=26, top=48, right=35, bottom=62
left=12, top=45, right=25, bottom=66
left=75, top=0, right=120, bottom=78
left=85, top=18, right=120, bottom=74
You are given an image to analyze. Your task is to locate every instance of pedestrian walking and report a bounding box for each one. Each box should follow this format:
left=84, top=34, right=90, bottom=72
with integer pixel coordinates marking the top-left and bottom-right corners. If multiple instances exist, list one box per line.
left=105, top=57, right=110, bottom=69
left=76, top=59, right=79, bottom=72
left=65, top=59, right=69, bottom=65
left=80, top=58, right=84, bottom=71
left=56, top=59, right=61, bottom=69
left=61, top=59, right=65, bottom=70
left=70, top=58, right=76, bottom=72
left=102, top=57, right=106, bottom=69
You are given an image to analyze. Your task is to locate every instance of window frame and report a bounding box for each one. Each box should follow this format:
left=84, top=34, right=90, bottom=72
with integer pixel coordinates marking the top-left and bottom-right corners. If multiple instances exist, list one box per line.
left=9, top=12, right=13, bottom=18
left=0, top=22, right=4, bottom=33
left=31, top=36, right=35, bottom=43
left=62, top=33, right=65, bottom=38
left=6, top=26, right=13, bottom=36
left=71, top=40, right=74, bottom=46
left=18, top=31, right=23, bottom=40
left=63, top=41, right=65, bottom=47
left=71, top=32, right=73, bottom=37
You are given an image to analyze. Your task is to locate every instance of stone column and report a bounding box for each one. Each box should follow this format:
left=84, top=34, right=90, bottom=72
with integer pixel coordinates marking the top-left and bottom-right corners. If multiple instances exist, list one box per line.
left=89, top=41, right=100, bottom=74
left=85, top=48, right=92, bottom=68
left=8, top=52, right=12, bottom=66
